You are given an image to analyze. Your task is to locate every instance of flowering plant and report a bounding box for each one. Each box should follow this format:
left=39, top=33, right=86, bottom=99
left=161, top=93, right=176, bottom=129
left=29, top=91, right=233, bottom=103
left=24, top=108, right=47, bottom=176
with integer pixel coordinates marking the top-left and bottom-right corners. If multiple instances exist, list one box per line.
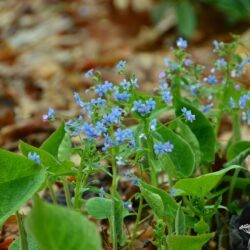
left=1, top=36, right=250, bottom=250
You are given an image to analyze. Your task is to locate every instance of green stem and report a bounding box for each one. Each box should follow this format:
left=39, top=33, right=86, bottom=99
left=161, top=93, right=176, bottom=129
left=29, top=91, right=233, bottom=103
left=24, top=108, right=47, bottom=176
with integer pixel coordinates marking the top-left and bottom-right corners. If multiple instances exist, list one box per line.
left=227, top=168, right=240, bottom=207
left=63, top=178, right=72, bottom=209
left=144, top=120, right=157, bottom=186
left=48, top=183, right=57, bottom=205
left=74, top=161, right=84, bottom=209
left=232, top=112, right=241, bottom=143
left=129, top=194, right=144, bottom=250
left=109, top=143, right=118, bottom=250
left=16, top=211, right=28, bottom=250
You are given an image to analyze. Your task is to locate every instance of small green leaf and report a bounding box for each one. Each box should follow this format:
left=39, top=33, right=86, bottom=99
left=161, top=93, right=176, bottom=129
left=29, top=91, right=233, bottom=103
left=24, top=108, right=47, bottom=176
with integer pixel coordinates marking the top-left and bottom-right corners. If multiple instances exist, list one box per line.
left=167, top=233, right=214, bottom=250
left=19, top=141, right=73, bottom=175
left=41, top=122, right=66, bottom=157
left=86, top=197, right=113, bottom=219
left=174, top=165, right=241, bottom=197
left=175, top=99, right=216, bottom=164
left=26, top=199, right=102, bottom=250
left=194, top=218, right=210, bottom=234
left=58, top=133, right=71, bottom=162
left=154, top=124, right=195, bottom=178
left=175, top=0, right=197, bottom=38
left=224, top=148, right=250, bottom=168
left=114, top=199, right=126, bottom=245
left=175, top=203, right=186, bottom=235
left=227, top=141, right=250, bottom=160
left=139, top=181, right=178, bottom=220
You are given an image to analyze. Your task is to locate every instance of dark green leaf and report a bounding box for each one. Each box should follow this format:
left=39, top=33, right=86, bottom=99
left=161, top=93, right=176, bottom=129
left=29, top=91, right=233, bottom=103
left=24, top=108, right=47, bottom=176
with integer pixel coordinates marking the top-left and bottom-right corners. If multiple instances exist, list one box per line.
left=227, top=141, right=250, bottom=160
left=9, top=235, right=39, bottom=250
left=175, top=203, right=186, bottom=235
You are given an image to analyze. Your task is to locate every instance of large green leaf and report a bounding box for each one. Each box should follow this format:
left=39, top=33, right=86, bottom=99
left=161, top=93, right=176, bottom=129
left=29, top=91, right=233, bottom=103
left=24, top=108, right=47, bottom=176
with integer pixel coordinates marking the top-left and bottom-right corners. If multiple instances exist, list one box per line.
left=154, top=124, right=195, bottom=178
left=0, top=149, right=45, bottom=226
left=174, top=165, right=241, bottom=197
left=19, top=141, right=73, bottom=175
left=167, top=233, right=214, bottom=250
left=26, top=199, right=102, bottom=250
left=139, top=180, right=178, bottom=220
left=175, top=99, right=216, bottom=164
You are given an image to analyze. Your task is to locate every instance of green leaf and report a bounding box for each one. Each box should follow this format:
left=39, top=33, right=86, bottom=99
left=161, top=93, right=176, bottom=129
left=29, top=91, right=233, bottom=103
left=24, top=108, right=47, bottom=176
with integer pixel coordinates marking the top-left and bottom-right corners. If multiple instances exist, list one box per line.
left=40, top=122, right=66, bottom=157
left=224, top=148, right=250, bottom=168
left=25, top=199, right=102, bottom=250
left=86, top=197, right=113, bottom=219
left=0, top=149, right=45, bottom=226
left=174, top=165, right=241, bottom=197
left=175, top=0, right=197, bottom=38
left=154, top=124, right=195, bottom=178
left=19, top=141, right=73, bottom=175
left=167, top=233, right=214, bottom=250
left=139, top=181, right=178, bottom=220
left=175, top=99, right=216, bottom=163
left=9, top=235, right=39, bottom=250
left=175, top=120, right=201, bottom=168
left=227, top=141, right=250, bottom=160
left=194, top=218, right=210, bottom=234
left=175, top=203, right=186, bottom=235
left=114, top=199, right=126, bottom=245
left=58, top=133, right=71, bottom=162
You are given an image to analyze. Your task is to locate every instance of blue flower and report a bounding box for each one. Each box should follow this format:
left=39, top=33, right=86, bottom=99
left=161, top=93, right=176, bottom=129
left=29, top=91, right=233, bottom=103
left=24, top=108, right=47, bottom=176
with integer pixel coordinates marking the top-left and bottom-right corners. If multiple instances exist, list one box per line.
left=229, top=97, right=236, bottom=109
left=116, top=60, right=126, bottom=72
left=102, top=107, right=123, bottom=126
left=132, top=98, right=156, bottom=116
left=154, top=141, right=174, bottom=154
left=114, top=128, right=133, bottom=144
left=131, top=77, right=139, bottom=88
left=95, top=81, right=113, bottom=97
left=239, top=94, right=249, bottom=109
left=113, top=91, right=130, bottom=102
left=90, top=97, right=106, bottom=107
left=215, top=58, right=227, bottom=70
left=184, top=59, right=193, bottom=67
left=84, top=69, right=94, bottom=78
left=74, top=92, right=85, bottom=107
left=82, top=122, right=98, bottom=138
left=123, top=201, right=133, bottom=211
left=201, top=103, right=213, bottom=113
left=206, top=75, right=218, bottom=84
left=150, top=118, right=157, bottom=131
left=42, top=108, right=55, bottom=121
left=190, top=84, right=200, bottom=96
left=176, top=37, right=188, bottom=49
left=99, top=187, right=105, bottom=198
left=159, top=71, right=166, bottom=79
left=181, top=107, right=196, bottom=122
left=65, top=116, right=83, bottom=136
left=120, top=79, right=131, bottom=90
left=162, top=89, right=173, bottom=104
left=242, top=110, right=250, bottom=126
left=115, top=156, right=126, bottom=166
left=95, top=121, right=107, bottom=135
left=102, top=134, right=115, bottom=151
left=28, top=152, right=41, bottom=164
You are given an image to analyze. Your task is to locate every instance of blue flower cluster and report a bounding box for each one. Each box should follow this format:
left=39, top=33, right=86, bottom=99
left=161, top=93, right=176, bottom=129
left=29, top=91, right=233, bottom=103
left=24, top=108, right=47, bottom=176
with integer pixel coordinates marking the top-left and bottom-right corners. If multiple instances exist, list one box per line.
left=239, top=94, right=249, bottom=109
left=132, top=98, right=156, bottom=117
left=113, top=90, right=130, bottom=102
left=181, top=107, right=196, bottom=122
left=154, top=141, right=174, bottom=154
left=116, top=60, right=126, bottom=72
left=95, top=81, right=113, bottom=97
left=102, top=107, right=123, bottom=126
left=176, top=37, right=188, bottom=49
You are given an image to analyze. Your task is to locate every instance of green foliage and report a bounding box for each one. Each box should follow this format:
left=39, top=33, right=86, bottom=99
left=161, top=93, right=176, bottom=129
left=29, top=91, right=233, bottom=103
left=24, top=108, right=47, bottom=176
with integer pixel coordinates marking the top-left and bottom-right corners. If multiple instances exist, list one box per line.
left=0, top=149, right=45, bottom=226
left=167, top=233, right=214, bottom=250
left=174, top=165, right=241, bottom=197
left=26, top=199, right=102, bottom=250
